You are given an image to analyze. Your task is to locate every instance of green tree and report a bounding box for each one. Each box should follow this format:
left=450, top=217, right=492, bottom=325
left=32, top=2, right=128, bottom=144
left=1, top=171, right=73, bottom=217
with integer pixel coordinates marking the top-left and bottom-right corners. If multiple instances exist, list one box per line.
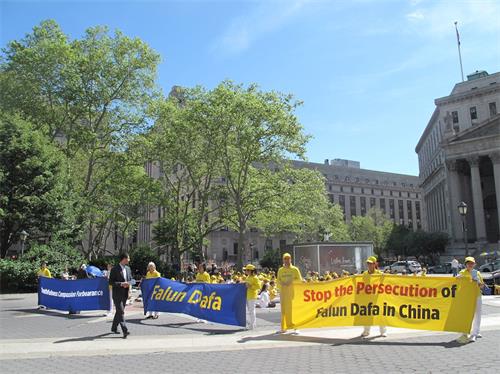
left=1, top=20, right=161, bottom=256
left=213, top=82, right=309, bottom=269
left=0, top=113, right=78, bottom=258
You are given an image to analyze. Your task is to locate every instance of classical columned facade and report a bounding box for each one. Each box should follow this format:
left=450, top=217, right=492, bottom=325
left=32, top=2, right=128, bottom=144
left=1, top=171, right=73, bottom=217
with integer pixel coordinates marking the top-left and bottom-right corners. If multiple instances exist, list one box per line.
left=442, top=116, right=500, bottom=246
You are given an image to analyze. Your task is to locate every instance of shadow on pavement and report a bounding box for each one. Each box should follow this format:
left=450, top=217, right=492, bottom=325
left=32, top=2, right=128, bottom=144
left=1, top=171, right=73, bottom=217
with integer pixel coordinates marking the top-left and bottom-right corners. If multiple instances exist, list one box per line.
left=238, top=332, right=466, bottom=349
left=54, top=333, right=116, bottom=344
left=125, top=317, right=243, bottom=335
left=5, top=308, right=98, bottom=319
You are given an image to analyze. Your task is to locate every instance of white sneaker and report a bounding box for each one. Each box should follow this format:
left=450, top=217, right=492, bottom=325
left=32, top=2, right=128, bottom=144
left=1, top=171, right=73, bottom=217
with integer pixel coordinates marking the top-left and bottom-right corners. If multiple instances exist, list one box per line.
left=476, top=333, right=482, bottom=338
left=469, top=335, right=477, bottom=342
left=276, top=329, right=287, bottom=334
left=380, top=333, right=387, bottom=337
left=360, top=331, right=369, bottom=338
left=292, top=329, right=300, bottom=335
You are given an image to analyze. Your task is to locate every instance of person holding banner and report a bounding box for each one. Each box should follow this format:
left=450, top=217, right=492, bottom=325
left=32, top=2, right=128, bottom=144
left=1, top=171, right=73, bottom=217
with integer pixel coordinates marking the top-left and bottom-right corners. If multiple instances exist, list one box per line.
left=360, top=256, right=387, bottom=338
left=277, top=252, right=302, bottom=334
left=37, top=262, right=52, bottom=278
left=244, top=264, right=261, bottom=329
left=145, top=262, right=161, bottom=320
left=109, top=253, right=132, bottom=338
left=457, top=257, right=484, bottom=343
left=196, top=263, right=211, bottom=283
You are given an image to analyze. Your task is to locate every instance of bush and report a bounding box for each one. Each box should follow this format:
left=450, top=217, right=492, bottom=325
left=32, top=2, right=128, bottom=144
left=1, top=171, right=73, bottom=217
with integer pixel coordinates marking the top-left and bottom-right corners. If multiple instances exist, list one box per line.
left=23, top=241, right=84, bottom=278
left=0, top=241, right=84, bottom=292
left=260, top=249, right=281, bottom=272
left=129, top=244, right=160, bottom=277
left=0, top=259, right=38, bottom=291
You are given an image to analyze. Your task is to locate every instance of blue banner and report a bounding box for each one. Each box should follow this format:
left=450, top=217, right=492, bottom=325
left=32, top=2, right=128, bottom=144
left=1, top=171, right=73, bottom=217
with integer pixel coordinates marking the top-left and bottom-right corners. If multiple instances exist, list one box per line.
left=141, top=278, right=246, bottom=327
left=38, top=277, right=110, bottom=312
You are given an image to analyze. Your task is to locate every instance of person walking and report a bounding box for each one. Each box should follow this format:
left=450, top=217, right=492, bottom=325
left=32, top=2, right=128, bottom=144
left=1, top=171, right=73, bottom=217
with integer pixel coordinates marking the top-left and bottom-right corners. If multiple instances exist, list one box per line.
left=109, top=253, right=132, bottom=338
left=451, top=258, right=459, bottom=277
left=244, top=264, right=261, bottom=330
left=457, top=257, right=484, bottom=343
left=360, top=256, right=387, bottom=338
left=145, top=262, right=161, bottom=320
left=276, top=252, right=302, bottom=334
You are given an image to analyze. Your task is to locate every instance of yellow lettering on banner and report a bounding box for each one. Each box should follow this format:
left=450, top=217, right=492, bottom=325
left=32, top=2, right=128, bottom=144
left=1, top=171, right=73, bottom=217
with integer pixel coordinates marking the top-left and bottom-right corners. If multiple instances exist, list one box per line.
left=283, top=275, right=479, bottom=333
left=187, top=290, right=222, bottom=311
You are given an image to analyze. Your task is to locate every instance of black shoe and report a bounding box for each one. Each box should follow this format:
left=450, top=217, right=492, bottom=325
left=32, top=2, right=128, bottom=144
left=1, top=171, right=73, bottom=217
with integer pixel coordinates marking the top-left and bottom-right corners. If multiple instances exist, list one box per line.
left=123, top=331, right=130, bottom=339
left=111, top=329, right=120, bottom=334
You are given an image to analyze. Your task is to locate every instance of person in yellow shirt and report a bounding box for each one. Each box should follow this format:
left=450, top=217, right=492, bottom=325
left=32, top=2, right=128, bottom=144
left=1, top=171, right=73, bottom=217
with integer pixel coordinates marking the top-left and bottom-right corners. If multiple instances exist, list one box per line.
left=195, top=263, right=211, bottom=283
left=457, top=257, right=484, bottom=343
left=360, top=256, right=386, bottom=338
left=37, top=262, right=52, bottom=278
left=145, top=262, right=161, bottom=320
left=244, top=264, right=261, bottom=330
left=268, top=280, right=277, bottom=301
left=277, top=252, right=302, bottom=334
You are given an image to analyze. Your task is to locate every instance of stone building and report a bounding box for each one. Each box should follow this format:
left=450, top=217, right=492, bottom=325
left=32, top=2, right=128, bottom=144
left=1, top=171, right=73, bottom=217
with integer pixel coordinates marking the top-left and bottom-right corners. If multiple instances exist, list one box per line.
left=137, top=159, right=424, bottom=264
left=415, top=70, right=500, bottom=255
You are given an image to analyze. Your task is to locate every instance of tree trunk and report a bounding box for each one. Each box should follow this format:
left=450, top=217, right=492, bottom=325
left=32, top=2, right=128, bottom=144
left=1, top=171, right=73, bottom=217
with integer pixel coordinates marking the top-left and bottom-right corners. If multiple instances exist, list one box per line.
left=237, top=224, right=246, bottom=270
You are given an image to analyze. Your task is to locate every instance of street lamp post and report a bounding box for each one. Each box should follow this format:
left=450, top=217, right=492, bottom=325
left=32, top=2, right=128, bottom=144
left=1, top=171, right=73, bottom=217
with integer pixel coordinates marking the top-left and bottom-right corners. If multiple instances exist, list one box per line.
left=19, top=230, right=28, bottom=257
left=458, top=202, right=468, bottom=257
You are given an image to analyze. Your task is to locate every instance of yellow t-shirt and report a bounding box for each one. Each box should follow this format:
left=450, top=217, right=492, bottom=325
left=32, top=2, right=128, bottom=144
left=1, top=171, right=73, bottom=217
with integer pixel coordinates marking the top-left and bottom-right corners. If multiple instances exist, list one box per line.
left=277, top=265, right=302, bottom=289
left=246, top=274, right=261, bottom=300
left=362, top=269, right=382, bottom=275
left=146, top=270, right=161, bottom=279
left=269, top=285, right=277, bottom=300
left=195, top=271, right=211, bottom=283
left=458, top=269, right=484, bottom=284
left=37, top=268, right=52, bottom=278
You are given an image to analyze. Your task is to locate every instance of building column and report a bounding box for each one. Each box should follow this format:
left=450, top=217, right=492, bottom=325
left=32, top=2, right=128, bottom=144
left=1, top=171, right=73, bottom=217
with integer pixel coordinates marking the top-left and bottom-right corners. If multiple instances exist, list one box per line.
left=355, top=195, right=361, bottom=216
left=491, top=152, right=500, bottom=238
left=467, top=156, right=487, bottom=241
left=345, top=194, right=351, bottom=222
left=403, top=198, right=409, bottom=227
left=445, top=159, right=463, bottom=241
left=412, top=200, right=418, bottom=231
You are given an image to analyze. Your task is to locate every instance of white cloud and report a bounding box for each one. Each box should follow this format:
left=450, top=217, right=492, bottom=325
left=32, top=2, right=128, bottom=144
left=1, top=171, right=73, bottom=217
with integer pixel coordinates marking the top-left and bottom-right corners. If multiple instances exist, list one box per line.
left=406, top=10, right=424, bottom=21
left=211, top=0, right=316, bottom=55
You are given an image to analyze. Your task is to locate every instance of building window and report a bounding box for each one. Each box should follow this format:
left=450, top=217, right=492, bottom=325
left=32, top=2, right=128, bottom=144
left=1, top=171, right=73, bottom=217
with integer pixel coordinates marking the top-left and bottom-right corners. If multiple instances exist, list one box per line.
left=340, top=186, right=344, bottom=192
left=361, top=188, right=365, bottom=194
left=350, top=196, right=357, bottom=217
left=370, top=197, right=376, bottom=209
left=470, top=106, right=477, bottom=120
left=398, top=200, right=404, bottom=223
left=490, top=102, right=497, bottom=117
left=452, top=111, right=459, bottom=124
left=407, top=200, right=413, bottom=227
left=233, top=242, right=238, bottom=255
left=351, top=187, right=354, bottom=193
left=328, top=184, right=332, bottom=191
left=399, top=191, right=402, bottom=197
left=265, top=238, right=273, bottom=251
left=329, top=194, right=334, bottom=203
left=380, top=198, right=386, bottom=214
left=371, top=189, right=374, bottom=195
left=339, top=195, right=346, bottom=220
left=360, top=197, right=366, bottom=216
left=389, top=199, right=395, bottom=219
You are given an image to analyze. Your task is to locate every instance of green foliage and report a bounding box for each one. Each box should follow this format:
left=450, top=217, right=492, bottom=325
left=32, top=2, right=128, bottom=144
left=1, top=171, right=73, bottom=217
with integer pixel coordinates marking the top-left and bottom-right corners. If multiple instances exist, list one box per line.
left=129, top=244, right=160, bottom=277
left=0, top=259, right=38, bottom=291
left=259, top=248, right=281, bottom=271
left=23, top=241, right=85, bottom=277
left=0, top=112, right=79, bottom=257
left=0, top=241, right=84, bottom=291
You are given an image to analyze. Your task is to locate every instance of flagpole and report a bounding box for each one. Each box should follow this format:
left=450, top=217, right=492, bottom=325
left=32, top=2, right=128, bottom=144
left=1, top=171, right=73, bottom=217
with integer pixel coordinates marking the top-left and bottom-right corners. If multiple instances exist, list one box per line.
left=454, top=21, right=464, bottom=82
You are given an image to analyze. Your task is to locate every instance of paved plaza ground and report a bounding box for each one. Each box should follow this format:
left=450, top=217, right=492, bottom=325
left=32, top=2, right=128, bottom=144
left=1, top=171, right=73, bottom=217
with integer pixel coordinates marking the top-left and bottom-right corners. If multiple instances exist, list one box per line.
left=1, top=291, right=499, bottom=373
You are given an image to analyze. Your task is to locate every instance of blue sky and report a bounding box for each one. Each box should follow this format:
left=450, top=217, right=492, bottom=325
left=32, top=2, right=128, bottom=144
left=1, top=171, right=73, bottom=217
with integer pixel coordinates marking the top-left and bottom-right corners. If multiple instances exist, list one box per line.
left=1, top=0, right=499, bottom=175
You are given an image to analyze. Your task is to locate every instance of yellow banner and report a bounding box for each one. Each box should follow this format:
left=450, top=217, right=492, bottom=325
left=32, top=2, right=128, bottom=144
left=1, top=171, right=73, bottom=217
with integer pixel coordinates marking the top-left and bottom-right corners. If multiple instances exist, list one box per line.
left=282, top=274, right=479, bottom=333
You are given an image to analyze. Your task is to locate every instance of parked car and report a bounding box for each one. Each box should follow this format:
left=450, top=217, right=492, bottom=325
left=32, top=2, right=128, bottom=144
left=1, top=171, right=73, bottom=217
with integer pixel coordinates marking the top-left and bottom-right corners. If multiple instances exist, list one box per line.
left=479, top=259, right=500, bottom=273
left=389, top=261, right=422, bottom=274
left=427, top=262, right=464, bottom=274
left=482, top=270, right=500, bottom=295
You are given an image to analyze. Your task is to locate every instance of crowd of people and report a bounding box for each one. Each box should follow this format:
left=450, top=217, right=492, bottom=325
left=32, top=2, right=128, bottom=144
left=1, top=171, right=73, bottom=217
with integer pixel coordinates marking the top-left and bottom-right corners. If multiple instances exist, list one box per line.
left=35, top=252, right=485, bottom=342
